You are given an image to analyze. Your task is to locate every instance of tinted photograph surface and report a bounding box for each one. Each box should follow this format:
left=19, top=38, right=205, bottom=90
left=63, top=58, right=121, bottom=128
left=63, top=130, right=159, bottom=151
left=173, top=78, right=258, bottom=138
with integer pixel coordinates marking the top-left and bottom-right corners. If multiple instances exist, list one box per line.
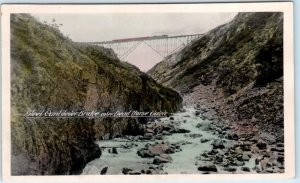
left=1, top=3, right=294, bottom=181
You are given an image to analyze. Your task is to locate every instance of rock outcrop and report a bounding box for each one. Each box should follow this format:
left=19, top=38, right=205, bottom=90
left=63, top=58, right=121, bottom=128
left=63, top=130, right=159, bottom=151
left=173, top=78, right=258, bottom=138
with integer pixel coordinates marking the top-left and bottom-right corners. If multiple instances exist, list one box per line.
left=11, top=14, right=181, bottom=175
left=149, top=13, right=283, bottom=141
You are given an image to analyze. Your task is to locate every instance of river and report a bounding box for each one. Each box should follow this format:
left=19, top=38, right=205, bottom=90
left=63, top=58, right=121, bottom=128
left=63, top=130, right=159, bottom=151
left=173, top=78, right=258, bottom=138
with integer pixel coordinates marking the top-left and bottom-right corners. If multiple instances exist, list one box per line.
left=81, top=107, right=257, bottom=175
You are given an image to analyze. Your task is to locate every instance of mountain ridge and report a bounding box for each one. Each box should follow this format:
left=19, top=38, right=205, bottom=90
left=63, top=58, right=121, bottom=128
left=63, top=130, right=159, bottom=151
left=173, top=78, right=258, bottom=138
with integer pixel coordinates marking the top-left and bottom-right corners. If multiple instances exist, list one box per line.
left=10, top=14, right=182, bottom=175
left=148, top=12, right=284, bottom=141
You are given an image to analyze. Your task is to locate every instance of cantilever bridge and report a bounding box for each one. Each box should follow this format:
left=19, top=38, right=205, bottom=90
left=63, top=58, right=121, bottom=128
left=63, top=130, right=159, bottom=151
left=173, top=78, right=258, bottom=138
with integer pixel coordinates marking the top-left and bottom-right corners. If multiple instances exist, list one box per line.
left=87, top=34, right=203, bottom=60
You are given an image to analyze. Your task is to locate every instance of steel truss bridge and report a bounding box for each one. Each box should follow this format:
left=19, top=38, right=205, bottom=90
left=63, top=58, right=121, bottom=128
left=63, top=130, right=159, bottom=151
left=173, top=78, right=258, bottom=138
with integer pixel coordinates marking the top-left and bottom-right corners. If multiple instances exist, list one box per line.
left=87, top=34, right=203, bottom=60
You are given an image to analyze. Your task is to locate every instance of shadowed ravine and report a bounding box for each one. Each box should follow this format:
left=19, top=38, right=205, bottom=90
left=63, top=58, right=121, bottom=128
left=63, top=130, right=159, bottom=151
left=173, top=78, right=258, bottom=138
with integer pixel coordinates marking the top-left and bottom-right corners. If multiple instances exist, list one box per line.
left=10, top=12, right=284, bottom=175
left=82, top=12, right=284, bottom=175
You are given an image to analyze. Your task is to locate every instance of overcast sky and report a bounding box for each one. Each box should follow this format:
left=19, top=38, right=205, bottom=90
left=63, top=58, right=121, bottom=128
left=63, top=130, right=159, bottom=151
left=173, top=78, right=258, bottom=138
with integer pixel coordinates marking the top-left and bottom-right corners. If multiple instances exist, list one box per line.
left=34, top=13, right=237, bottom=71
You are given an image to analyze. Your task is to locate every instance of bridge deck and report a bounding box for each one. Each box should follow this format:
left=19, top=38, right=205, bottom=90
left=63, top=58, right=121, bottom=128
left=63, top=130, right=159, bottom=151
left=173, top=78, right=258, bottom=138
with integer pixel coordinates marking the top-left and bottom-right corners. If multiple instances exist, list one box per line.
left=80, top=34, right=204, bottom=59
left=85, top=34, right=203, bottom=44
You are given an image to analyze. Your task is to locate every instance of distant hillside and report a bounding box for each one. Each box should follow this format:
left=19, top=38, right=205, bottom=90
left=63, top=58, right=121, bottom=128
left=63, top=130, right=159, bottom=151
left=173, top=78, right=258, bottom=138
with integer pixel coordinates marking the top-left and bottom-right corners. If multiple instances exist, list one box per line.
left=11, top=14, right=182, bottom=175
left=149, top=13, right=283, bottom=141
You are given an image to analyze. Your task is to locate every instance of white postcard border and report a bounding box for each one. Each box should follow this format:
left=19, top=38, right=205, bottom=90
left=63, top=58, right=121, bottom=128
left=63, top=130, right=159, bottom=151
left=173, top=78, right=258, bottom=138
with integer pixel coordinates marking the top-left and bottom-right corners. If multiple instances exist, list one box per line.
left=1, top=2, right=294, bottom=182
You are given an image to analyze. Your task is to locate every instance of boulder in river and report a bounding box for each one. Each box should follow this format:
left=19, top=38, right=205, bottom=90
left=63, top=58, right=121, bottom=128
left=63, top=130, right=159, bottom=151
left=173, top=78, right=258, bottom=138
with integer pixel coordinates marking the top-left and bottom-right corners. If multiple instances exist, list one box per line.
left=201, top=112, right=214, bottom=120
left=277, top=156, right=284, bottom=164
left=122, top=168, right=133, bottom=175
left=201, top=138, right=210, bottom=143
left=212, top=139, right=225, bottom=149
left=234, top=160, right=245, bottom=166
left=146, top=170, right=153, bottom=174
left=198, top=164, right=218, bottom=172
left=185, top=133, right=203, bottom=138
left=234, top=147, right=244, bottom=156
left=223, top=167, right=237, bottom=172
left=146, top=128, right=155, bottom=134
left=240, top=141, right=253, bottom=151
left=277, top=143, right=284, bottom=148
left=215, top=155, right=223, bottom=163
left=271, top=146, right=284, bottom=152
left=153, top=156, right=170, bottom=164
left=154, top=134, right=163, bottom=140
left=144, top=133, right=154, bottom=139
left=159, top=154, right=173, bottom=161
left=100, top=167, right=108, bottom=175
left=137, top=149, right=155, bottom=158
left=265, top=167, right=274, bottom=173
left=242, top=153, right=251, bottom=161
left=241, top=166, right=251, bottom=172
left=226, top=133, right=239, bottom=140
left=208, top=149, right=218, bottom=155
left=112, top=147, right=118, bottom=154
left=149, top=143, right=174, bottom=155
left=174, top=128, right=191, bottom=133
left=257, top=139, right=268, bottom=149
left=196, top=123, right=202, bottom=128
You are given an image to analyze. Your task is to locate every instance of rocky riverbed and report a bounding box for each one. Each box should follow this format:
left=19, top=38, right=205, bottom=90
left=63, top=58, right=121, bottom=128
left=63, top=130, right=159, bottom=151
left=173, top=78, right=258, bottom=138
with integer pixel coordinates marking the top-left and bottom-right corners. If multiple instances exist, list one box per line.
left=81, top=106, right=284, bottom=175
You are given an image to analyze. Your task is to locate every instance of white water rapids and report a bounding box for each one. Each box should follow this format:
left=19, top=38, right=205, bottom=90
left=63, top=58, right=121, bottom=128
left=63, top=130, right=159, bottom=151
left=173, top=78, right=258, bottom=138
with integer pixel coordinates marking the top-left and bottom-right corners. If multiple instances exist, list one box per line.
left=81, top=107, right=255, bottom=175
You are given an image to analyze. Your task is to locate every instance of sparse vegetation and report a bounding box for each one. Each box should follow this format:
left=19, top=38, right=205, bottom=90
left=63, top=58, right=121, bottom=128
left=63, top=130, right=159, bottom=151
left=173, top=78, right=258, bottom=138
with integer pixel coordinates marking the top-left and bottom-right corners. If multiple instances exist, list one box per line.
left=149, top=12, right=284, bottom=140
left=11, top=14, right=181, bottom=175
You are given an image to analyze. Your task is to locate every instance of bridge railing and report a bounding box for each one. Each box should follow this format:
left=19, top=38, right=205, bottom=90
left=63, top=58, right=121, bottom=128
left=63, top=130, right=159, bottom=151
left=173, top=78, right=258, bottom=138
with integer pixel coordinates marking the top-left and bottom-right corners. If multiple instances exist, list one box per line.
left=82, top=34, right=203, bottom=60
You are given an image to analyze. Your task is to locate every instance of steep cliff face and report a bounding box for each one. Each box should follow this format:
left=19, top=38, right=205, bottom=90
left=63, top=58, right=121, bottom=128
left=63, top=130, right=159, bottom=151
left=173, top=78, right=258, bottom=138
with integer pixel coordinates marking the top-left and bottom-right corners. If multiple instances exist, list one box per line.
left=11, top=14, right=181, bottom=175
left=149, top=13, right=283, bottom=140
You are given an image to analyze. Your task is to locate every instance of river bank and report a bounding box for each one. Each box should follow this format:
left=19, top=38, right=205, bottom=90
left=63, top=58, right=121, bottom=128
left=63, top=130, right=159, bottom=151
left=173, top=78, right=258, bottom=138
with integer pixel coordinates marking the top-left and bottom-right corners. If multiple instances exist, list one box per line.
left=81, top=105, right=284, bottom=175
